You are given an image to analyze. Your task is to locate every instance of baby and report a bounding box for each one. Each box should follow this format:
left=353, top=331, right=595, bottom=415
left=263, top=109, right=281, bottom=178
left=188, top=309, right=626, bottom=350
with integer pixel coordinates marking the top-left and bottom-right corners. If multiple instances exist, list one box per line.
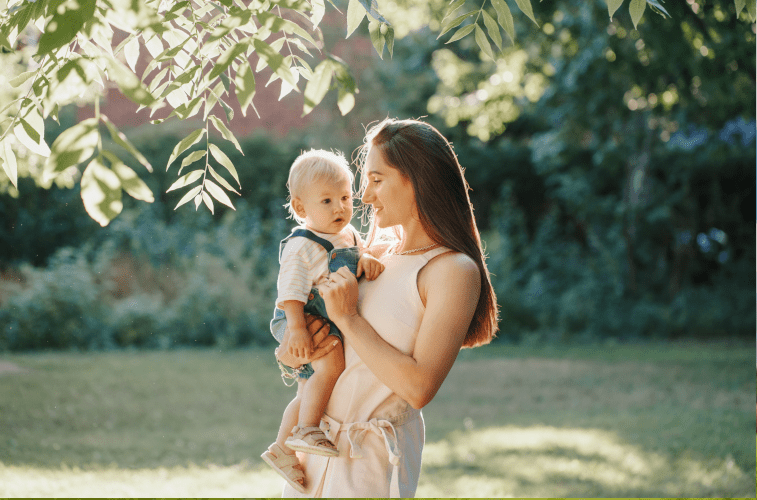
left=261, top=149, right=384, bottom=493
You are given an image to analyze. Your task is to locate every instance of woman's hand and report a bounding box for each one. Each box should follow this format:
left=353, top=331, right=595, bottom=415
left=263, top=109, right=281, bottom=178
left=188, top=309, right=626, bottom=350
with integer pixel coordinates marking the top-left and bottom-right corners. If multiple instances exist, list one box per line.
left=275, top=315, right=338, bottom=368
left=319, top=266, right=360, bottom=327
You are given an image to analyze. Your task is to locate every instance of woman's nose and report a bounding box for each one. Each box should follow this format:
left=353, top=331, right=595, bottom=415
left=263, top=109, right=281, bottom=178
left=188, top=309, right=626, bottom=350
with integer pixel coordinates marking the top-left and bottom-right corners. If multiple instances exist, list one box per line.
left=361, top=187, right=373, bottom=204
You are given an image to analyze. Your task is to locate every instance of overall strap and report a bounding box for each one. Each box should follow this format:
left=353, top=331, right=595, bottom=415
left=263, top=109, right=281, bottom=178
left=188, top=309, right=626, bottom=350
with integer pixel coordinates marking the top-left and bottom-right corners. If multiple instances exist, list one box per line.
left=279, top=228, right=335, bottom=260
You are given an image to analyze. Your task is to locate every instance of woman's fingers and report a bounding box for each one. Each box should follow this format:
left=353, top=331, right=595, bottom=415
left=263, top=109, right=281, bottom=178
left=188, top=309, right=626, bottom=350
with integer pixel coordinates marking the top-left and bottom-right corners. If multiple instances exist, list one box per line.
left=311, top=335, right=340, bottom=361
left=305, top=314, right=329, bottom=334
left=333, top=266, right=355, bottom=281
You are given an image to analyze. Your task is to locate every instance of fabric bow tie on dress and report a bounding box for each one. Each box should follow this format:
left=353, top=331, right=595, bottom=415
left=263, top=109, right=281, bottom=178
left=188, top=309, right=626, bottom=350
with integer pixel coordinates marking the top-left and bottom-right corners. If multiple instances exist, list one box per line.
left=345, top=418, right=402, bottom=466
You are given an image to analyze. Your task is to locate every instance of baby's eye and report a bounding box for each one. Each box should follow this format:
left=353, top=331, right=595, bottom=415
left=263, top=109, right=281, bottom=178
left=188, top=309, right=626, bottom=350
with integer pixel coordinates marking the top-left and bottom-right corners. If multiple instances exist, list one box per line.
left=322, top=198, right=331, bottom=204
left=342, top=196, right=351, bottom=201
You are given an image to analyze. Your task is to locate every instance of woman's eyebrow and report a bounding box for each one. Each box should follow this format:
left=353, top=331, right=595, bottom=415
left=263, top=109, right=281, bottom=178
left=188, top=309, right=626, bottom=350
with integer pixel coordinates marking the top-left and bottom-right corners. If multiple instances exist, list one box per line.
left=366, top=170, right=383, bottom=176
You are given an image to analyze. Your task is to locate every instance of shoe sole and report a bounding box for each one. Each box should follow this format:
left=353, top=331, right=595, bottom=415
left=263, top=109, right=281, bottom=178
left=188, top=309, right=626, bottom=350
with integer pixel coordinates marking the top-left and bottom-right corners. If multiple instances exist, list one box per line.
left=261, top=450, right=307, bottom=494
left=285, top=439, right=340, bottom=457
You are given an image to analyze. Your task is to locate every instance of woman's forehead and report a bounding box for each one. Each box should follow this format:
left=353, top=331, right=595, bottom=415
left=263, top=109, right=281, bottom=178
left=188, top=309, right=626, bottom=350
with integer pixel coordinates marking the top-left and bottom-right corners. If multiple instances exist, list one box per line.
left=365, top=147, right=390, bottom=175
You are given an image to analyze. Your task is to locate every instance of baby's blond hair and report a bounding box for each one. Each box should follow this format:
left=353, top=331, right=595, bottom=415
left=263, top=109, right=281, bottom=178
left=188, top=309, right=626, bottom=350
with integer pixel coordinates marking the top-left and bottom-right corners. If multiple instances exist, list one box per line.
left=286, top=149, right=354, bottom=223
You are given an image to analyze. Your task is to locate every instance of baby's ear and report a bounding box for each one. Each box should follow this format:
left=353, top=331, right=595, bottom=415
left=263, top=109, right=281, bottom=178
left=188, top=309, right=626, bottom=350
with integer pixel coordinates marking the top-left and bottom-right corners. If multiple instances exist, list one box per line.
left=291, top=197, right=306, bottom=218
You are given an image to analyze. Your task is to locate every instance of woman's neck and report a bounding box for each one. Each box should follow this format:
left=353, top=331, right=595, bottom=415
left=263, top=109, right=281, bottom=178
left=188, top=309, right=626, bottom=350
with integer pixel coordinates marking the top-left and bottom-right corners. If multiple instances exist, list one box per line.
left=396, top=222, right=436, bottom=254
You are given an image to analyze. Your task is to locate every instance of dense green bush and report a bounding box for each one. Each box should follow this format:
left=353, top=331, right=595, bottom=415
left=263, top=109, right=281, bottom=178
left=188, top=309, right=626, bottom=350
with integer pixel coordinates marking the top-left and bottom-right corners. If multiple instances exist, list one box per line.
left=485, top=179, right=755, bottom=343
left=0, top=203, right=286, bottom=351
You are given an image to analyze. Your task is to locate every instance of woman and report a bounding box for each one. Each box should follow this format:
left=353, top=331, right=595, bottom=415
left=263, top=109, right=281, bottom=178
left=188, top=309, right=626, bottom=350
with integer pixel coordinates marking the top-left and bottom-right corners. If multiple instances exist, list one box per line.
left=275, top=118, right=498, bottom=497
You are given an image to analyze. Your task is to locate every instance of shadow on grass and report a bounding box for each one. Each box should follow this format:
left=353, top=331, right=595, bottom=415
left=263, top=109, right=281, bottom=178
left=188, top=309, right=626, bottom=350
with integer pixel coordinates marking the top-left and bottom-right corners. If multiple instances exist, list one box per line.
left=417, top=425, right=752, bottom=498
left=3, top=425, right=751, bottom=497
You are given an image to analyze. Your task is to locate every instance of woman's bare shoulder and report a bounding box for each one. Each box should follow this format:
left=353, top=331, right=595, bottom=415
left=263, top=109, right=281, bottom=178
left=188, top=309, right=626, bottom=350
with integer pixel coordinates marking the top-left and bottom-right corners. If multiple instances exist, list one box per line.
left=427, top=250, right=479, bottom=275
left=420, top=251, right=480, bottom=302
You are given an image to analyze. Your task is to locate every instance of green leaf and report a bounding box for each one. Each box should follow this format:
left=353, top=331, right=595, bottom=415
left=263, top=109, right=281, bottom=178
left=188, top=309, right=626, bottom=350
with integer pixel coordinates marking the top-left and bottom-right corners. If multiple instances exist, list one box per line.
left=491, top=0, right=515, bottom=43
left=107, top=58, right=156, bottom=106
left=209, top=41, right=249, bottom=82
left=438, top=11, right=476, bottom=38
left=148, top=66, right=170, bottom=94
left=234, top=61, right=256, bottom=117
left=256, top=12, right=318, bottom=47
left=101, top=115, right=153, bottom=172
left=208, top=143, right=241, bottom=187
left=166, top=128, right=205, bottom=170
left=311, top=0, right=326, bottom=28
left=514, top=0, right=538, bottom=26
left=629, top=0, right=646, bottom=28
left=43, top=118, right=98, bottom=182
left=735, top=0, right=746, bottom=16
left=81, top=157, right=123, bottom=227
left=0, top=139, right=18, bottom=188
left=442, top=0, right=468, bottom=23
left=482, top=10, right=502, bottom=51
left=167, top=169, right=204, bottom=192
left=368, top=20, right=385, bottom=59
left=202, top=190, right=214, bottom=214
left=14, top=106, right=51, bottom=157
left=156, top=37, right=190, bottom=63
left=252, top=38, right=298, bottom=89
left=747, top=0, right=756, bottom=21
left=10, top=71, right=36, bottom=88
left=110, top=157, right=154, bottom=202
left=174, top=185, right=202, bottom=209
left=219, top=98, right=234, bottom=122
left=176, top=96, right=204, bottom=120
left=446, top=23, right=476, bottom=44
left=347, top=0, right=367, bottom=37
left=337, top=87, right=355, bottom=115
left=37, top=0, right=96, bottom=56
left=385, top=24, right=395, bottom=57
left=255, top=38, right=286, bottom=72
left=475, top=24, right=495, bottom=61
left=303, top=59, right=333, bottom=116
left=208, top=115, right=243, bottom=154
left=180, top=150, right=206, bottom=173
left=207, top=164, right=240, bottom=195
left=356, top=0, right=389, bottom=23
left=19, top=117, right=40, bottom=146
left=124, top=35, right=140, bottom=72
left=205, top=179, right=236, bottom=210
left=220, top=72, right=231, bottom=94
left=606, top=0, right=625, bottom=19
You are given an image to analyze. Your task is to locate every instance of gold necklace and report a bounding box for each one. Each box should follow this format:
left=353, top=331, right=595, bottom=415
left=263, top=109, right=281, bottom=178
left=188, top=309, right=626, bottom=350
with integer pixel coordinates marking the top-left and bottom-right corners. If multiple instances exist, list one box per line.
left=392, top=242, right=439, bottom=255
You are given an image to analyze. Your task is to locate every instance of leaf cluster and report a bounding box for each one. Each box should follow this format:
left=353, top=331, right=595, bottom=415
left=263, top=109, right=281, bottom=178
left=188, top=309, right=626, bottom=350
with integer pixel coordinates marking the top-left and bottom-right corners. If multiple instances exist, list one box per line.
left=0, top=0, right=368, bottom=225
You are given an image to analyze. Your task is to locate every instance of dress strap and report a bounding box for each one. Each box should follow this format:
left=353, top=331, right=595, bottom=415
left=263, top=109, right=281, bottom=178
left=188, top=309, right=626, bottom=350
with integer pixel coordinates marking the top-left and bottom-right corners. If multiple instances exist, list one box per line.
left=422, top=246, right=453, bottom=261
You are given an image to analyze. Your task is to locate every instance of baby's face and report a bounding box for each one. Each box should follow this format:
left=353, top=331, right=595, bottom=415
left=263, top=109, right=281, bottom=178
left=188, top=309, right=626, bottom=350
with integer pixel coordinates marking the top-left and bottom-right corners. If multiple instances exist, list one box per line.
left=299, top=177, right=353, bottom=234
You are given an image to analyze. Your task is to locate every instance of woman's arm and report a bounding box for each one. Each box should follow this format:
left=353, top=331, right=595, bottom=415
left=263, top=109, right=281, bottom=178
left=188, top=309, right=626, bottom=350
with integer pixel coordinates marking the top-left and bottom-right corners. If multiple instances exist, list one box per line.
left=321, top=253, right=481, bottom=409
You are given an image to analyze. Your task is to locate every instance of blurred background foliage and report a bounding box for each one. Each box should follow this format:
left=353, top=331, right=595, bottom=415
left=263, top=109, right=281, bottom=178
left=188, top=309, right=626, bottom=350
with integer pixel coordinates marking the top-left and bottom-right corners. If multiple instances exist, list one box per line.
left=0, top=0, right=754, bottom=350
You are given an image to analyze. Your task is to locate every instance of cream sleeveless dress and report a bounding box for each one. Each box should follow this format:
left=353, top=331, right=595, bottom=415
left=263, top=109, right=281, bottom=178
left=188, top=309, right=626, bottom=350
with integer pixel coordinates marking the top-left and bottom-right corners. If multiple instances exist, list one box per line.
left=282, top=246, right=452, bottom=498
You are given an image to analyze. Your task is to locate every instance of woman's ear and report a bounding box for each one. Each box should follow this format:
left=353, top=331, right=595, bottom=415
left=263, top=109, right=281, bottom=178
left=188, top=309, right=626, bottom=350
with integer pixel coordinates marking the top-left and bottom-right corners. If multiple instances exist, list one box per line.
left=292, top=197, right=306, bottom=219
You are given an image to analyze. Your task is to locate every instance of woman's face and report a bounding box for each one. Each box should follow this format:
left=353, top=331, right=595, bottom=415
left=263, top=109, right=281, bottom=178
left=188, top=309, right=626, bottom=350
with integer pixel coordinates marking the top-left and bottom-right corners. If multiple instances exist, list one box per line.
left=361, top=146, right=417, bottom=229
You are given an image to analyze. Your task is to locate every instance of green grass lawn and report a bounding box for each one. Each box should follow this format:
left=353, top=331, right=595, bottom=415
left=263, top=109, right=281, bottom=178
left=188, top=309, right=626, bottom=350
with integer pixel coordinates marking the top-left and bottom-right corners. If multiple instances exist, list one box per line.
left=0, top=340, right=754, bottom=497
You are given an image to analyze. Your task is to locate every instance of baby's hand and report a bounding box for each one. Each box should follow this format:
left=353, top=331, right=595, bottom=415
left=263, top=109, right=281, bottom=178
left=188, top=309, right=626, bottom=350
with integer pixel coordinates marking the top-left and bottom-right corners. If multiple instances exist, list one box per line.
left=356, top=253, right=385, bottom=281
left=287, top=326, right=312, bottom=359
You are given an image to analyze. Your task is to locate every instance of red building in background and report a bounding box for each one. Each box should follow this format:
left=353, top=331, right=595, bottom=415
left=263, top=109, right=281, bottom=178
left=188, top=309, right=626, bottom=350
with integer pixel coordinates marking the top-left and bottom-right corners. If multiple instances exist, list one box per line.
left=83, top=12, right=377, bottom=140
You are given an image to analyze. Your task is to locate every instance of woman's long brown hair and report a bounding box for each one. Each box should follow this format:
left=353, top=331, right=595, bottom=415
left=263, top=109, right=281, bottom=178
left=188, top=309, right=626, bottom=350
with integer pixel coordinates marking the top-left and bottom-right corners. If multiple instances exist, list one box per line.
left=358, top=118, right=499, bottom=348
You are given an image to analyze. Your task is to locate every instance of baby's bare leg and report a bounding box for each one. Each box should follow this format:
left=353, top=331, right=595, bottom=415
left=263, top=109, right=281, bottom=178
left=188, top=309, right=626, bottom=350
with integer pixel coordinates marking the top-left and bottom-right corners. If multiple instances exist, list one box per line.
left=275, top=382, right=305, bottom=454
left=297, top=341, right=345, bottom=427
